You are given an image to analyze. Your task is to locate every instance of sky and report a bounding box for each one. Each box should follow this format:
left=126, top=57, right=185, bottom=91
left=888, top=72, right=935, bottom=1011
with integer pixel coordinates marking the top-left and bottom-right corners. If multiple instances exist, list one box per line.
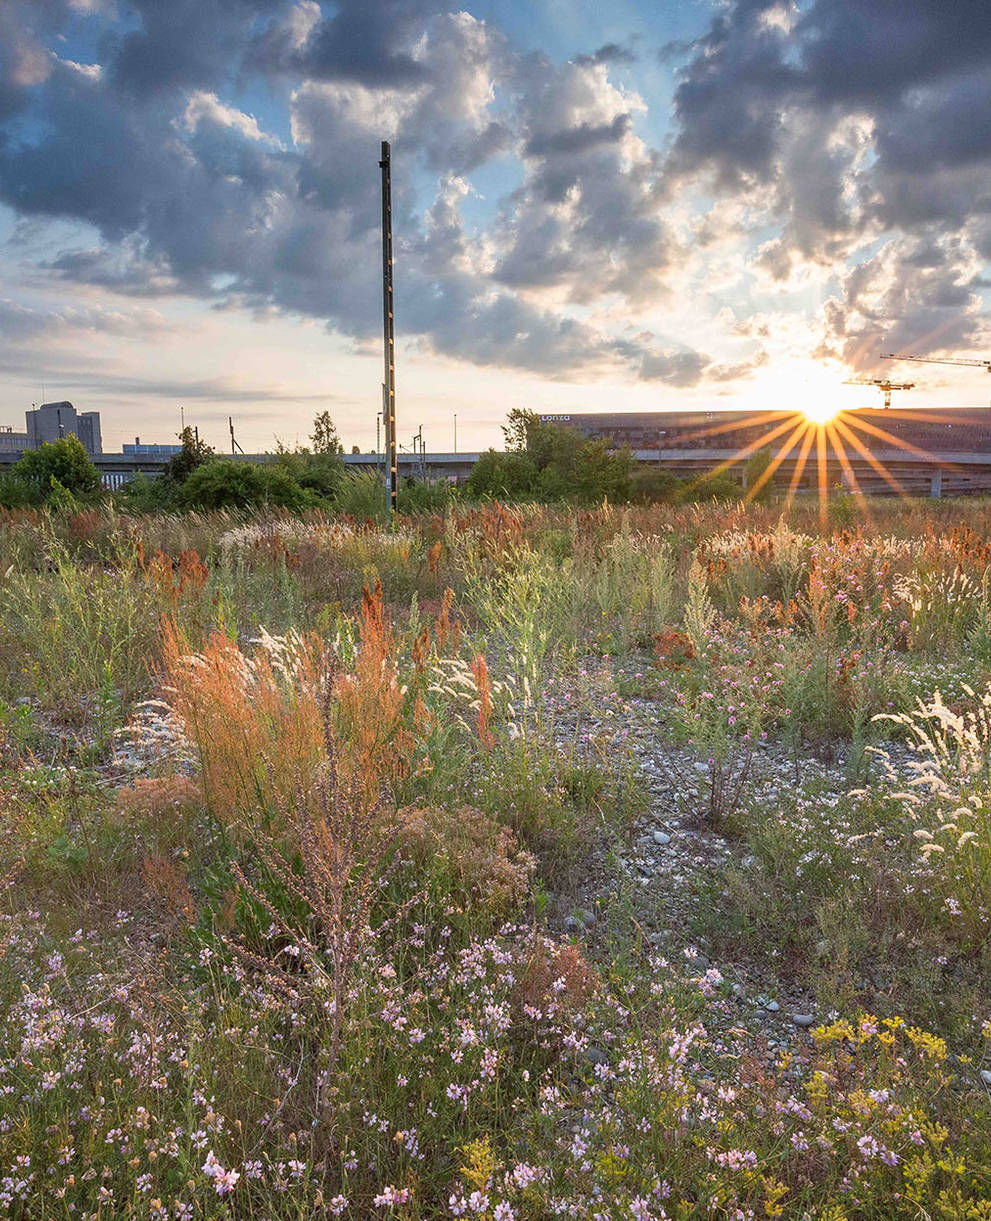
left=1, top=0, right=990, bottom=453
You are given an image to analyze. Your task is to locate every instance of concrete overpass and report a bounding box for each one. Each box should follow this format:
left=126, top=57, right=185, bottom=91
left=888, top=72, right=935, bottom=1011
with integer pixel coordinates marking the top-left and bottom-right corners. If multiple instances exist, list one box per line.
left=1, top=445, right=989, bottom=497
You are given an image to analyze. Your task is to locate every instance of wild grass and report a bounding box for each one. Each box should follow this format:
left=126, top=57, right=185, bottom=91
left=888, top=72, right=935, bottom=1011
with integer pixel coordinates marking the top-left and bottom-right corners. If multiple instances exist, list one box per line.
left=0, top=497, right=990, bottom=1217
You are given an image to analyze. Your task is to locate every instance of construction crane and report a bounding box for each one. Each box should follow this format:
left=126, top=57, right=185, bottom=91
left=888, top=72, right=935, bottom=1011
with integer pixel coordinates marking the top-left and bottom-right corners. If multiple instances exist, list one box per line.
left=844, top=377, right=915, bottom=409
left=882, top=352, right=991, bottom=374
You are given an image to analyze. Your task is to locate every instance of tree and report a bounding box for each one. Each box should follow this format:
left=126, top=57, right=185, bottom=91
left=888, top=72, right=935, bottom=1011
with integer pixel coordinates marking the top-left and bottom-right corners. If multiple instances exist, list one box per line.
left=310, top=411, right=344, bottom=456
left=13, top=436, right=101, bottom=501
left=275, top=448, right=343, bottom=502
left=502, top=408, right=540, bottom=454
left=573, top=438, right=632, bottom=504
left=466, top=449, right=538, bottom=500
left=180, top=459, right=313, bottom=510
left=162, top=427, right=215, bottom=486
left=471, top=413, right=633, bottom=505
left=631, top=467, right=683, bottom=504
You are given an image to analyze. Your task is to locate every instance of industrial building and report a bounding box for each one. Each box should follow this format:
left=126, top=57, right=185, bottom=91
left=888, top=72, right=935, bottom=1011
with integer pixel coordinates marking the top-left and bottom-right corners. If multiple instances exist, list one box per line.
left=0, top=426, right=29, bottom=452
left=539, top=408, right=991, bottom=454
left=24, top=401, right=102, bottom=454
left=122, top=438, right=182, bottom=457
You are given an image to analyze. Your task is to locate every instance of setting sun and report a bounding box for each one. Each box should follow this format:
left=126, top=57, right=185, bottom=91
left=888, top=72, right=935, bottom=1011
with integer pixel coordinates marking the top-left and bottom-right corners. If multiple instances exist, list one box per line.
left=803, top=401, right=841, bottom=425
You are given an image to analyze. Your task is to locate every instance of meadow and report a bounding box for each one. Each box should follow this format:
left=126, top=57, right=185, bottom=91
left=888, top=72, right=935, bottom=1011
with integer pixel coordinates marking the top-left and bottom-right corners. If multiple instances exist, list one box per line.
left=0, top=496, right=989, bottom=1219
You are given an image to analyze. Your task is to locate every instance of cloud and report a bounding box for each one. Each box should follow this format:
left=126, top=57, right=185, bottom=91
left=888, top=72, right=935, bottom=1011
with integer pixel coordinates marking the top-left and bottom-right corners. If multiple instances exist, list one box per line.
left=523, top=113, right=632, bottom=158
left=639, top=349, right=709, bottom=386
left=2, top=0, right=987, bottom=396
left=110, top=0, right=288, bottom=95
left=0, top=0, right=694, bottom=383
left=492, top=58, right=674, bottom=305
left=0, top=297, right=173, bottom=340
left=667, top=0, right=991, bottom=356
left=814, top=236, right=987, bottom=370
left=574, top=43, right=637, bottom=68
left=258, top=0, right=448, bottom=87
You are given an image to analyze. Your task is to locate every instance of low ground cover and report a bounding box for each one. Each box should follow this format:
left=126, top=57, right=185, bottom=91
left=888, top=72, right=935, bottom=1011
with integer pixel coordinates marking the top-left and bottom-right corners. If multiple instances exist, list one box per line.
left=0, top=497, right=989, bottom=1217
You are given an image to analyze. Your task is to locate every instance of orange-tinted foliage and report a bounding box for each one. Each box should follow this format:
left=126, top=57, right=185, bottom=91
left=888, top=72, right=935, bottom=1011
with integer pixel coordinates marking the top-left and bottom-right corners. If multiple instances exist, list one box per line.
left=159, top=579, right=439, bottom=829
left=470, top=652, right=495, bottom=748
left=516, top=939, right=599, bottom=1015
left=159, top=619, right=331, bottom=830
left=652, top=627, right=695, bottom=669
left=141, top=852, right=197, bottom=924
left=140, top=545, right=210, bottom=609
left=335, top=578, right=420, bottom=798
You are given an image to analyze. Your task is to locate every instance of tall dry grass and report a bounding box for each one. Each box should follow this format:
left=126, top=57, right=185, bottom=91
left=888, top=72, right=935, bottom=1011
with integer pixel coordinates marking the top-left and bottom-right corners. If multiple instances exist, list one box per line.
left=159, top=620, right=331, bottom=830
left=159, top=579, right=434, bottom=833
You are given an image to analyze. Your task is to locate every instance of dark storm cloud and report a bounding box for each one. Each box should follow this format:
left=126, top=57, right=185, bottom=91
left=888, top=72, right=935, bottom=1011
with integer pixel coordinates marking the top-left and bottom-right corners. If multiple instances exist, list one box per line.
left=672, top=0, right=991, bottom=183
left=669, top=0, right=798, bottom=186
left=252, top=0, right=449, bottom=86
left=492, top=54, right=674, bottom=304
left=797, top=0, right=991, bottom=107
left=110, top=0, right=289, bottom=95
left=7, top=0, right=985, bottom=386
left=671, top=0, right=991, bottom=215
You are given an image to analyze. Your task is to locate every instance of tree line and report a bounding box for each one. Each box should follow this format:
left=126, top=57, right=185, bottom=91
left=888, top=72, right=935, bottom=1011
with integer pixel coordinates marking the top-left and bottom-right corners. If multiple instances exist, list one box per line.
left=0, top=408, right=762, bottom=513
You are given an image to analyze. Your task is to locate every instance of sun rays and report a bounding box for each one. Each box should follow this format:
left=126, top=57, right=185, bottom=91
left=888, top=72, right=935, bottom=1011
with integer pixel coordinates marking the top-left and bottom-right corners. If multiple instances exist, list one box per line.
left=684, top=404, right=965, bottom=519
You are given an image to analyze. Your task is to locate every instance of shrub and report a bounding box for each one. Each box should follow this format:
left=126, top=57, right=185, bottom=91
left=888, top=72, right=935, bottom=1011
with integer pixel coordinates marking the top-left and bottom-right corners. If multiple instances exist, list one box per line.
left=229, top=735, right=398, bottom=1087
left=10, top=436, right=101, bottom=502
left=159, top=622, right=331, bottom=831
left=160, top=583, right=431, bottom=829
left=180, top=459, right=313, bottom=511
left=396, top=804, right=535, bottom=920
left=0, top=539, right=159, bottom=725
left=870, top=683, right=991, bottom=947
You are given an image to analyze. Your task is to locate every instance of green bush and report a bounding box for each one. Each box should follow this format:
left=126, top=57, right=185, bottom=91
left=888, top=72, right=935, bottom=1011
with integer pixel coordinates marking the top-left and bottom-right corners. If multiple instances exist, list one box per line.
left=630, top=466, right=683, bottom=504
left=7, top=437, right=101, bottom=504
left=334, top=469, right=387, bottom=520
left=180, top=459, right=313, bottom=511
left=467, top=410, right=631, bottom=504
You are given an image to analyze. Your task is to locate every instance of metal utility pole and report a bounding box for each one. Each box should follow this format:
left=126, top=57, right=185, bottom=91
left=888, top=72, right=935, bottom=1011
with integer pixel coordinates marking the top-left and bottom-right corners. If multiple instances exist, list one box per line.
left=414, top=425, right=424, bottom=477
left=228, top=416, right=244, bottom=455
left=380, top=140, right=398, bottom=522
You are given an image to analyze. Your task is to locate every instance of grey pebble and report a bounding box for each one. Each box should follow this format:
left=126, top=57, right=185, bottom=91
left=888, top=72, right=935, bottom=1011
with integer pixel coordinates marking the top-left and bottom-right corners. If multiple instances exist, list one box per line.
left=793, top=1014, right=815, bottom=1028
left=765, top=1000, right=780, bottom=1013
left=653, top=830, right=671, bottom=846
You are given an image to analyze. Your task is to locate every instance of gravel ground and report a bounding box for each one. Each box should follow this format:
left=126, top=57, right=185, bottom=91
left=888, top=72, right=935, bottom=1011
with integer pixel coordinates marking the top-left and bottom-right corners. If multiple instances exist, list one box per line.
left=547, top=683, right=917, bottom=1052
